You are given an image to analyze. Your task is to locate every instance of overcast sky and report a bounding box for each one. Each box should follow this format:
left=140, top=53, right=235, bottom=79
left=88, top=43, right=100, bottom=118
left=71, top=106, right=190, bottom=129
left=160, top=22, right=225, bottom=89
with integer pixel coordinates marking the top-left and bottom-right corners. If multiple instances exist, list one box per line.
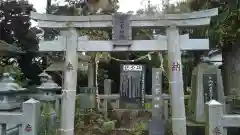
left=28, top=0, right=179, bottom=13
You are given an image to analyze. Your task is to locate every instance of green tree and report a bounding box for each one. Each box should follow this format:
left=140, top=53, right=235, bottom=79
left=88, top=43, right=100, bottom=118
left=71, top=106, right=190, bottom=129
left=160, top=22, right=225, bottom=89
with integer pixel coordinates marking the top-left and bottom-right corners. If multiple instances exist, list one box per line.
left=189, top=0, right=240, bottom=95
left=135, top=2, right=198, bottom=91
left=0, top=0, right=43, bottom=85
left=43, top=0, right=120, bottom=93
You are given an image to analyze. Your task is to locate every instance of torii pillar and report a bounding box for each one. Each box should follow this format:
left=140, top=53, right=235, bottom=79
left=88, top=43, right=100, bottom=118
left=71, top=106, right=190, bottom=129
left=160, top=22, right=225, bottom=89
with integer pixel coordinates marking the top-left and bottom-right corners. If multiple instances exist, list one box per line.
left=167, top=26, right=186, bottom=135
left=59, top=29, right=78, bottom=135
left=164, top=10, right=218, bottom=134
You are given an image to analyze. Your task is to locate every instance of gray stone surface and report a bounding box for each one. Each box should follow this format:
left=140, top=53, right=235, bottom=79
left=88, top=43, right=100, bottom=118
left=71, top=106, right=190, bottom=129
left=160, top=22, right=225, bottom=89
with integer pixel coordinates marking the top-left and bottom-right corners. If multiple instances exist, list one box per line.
left=21, top=98, right=40, bottom=135
left=31, top=8, right=218, bottom=28
left=79, top=87, right=96, bottom=110
left=151, top=68, right=163, bottom=120
left=112, top=14, right=130, bottom=41
left=148, top=119, right=166, bottom=135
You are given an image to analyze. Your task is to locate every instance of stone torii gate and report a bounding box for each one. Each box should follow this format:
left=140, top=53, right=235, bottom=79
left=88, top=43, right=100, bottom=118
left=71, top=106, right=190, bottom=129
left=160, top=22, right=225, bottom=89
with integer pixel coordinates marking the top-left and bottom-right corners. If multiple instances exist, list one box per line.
left=31, top=8, right=218, bottom=135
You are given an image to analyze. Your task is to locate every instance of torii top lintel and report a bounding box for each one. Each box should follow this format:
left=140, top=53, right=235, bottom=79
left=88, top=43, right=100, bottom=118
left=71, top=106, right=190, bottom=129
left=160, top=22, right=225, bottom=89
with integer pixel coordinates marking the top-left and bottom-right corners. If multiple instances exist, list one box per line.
left=30, top=8, right=218, bottom=28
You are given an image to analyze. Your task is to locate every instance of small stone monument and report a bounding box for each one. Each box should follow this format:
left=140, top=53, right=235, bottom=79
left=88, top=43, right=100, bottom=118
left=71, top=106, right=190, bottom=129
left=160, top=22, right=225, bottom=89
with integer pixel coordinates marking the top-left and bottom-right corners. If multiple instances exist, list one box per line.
left=148, top=68, right=165, bottom=135
left=79, top=87, right=96, bottom=112
left=188, top=63, right=225, bottom=123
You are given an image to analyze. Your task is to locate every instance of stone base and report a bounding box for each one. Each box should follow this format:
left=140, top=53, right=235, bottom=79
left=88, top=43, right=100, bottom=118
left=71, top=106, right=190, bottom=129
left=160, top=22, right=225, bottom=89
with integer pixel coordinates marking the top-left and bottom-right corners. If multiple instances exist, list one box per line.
left=148, top=119, right=166, bottom=135
left=187, top=115, right=205, bottom=124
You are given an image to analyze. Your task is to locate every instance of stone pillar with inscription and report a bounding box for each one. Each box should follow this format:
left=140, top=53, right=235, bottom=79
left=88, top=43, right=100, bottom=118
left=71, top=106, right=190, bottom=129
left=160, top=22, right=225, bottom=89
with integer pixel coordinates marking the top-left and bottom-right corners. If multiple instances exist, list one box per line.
left=151, top=68, right=163, bottom=119
left=148, top=68, right=166, bottom=135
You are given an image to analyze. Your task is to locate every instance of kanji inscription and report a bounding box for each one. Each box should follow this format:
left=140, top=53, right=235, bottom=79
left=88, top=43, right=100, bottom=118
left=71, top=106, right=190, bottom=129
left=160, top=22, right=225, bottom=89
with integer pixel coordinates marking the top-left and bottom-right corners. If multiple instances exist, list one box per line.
left=25, top=124, right=32, bottom=132
left=172, top=62, right=180, bottom=71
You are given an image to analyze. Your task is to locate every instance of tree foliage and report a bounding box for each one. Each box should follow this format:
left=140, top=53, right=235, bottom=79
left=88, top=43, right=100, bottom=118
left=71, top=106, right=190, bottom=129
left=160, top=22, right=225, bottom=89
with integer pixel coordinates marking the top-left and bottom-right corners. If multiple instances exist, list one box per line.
left=188, top=1, right=240, bottom=103
left=0, top=0, right=43, bottom=85
left=189, top=0, right=240, bottom=47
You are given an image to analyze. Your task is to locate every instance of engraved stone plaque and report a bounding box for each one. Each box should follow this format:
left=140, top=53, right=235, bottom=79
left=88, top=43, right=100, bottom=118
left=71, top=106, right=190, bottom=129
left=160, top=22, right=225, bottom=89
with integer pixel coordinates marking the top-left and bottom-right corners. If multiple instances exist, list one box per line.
left=203, top=74, right=218, bottom=102
left=112, top=13, right=130, bottom=40
left=120, top=64, right=145, bottom=108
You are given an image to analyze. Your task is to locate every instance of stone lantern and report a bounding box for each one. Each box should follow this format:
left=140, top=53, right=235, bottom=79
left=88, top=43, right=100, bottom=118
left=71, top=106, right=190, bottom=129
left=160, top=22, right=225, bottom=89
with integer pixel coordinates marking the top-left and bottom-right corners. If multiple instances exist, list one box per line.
left=36, top=72, right=61, bottom=132
left=37, top=72, right=61, bottom=101
left=0, top=72, right=27, bottom=110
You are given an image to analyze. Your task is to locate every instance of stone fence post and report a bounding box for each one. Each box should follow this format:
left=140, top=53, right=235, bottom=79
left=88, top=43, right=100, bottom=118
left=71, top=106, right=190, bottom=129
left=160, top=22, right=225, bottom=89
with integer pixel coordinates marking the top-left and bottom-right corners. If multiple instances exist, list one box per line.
left=103, top=79, right=112, bottom=119
left=22, top=98, right=41, bottom=135
left=205, top=100, right=226, bottom=135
